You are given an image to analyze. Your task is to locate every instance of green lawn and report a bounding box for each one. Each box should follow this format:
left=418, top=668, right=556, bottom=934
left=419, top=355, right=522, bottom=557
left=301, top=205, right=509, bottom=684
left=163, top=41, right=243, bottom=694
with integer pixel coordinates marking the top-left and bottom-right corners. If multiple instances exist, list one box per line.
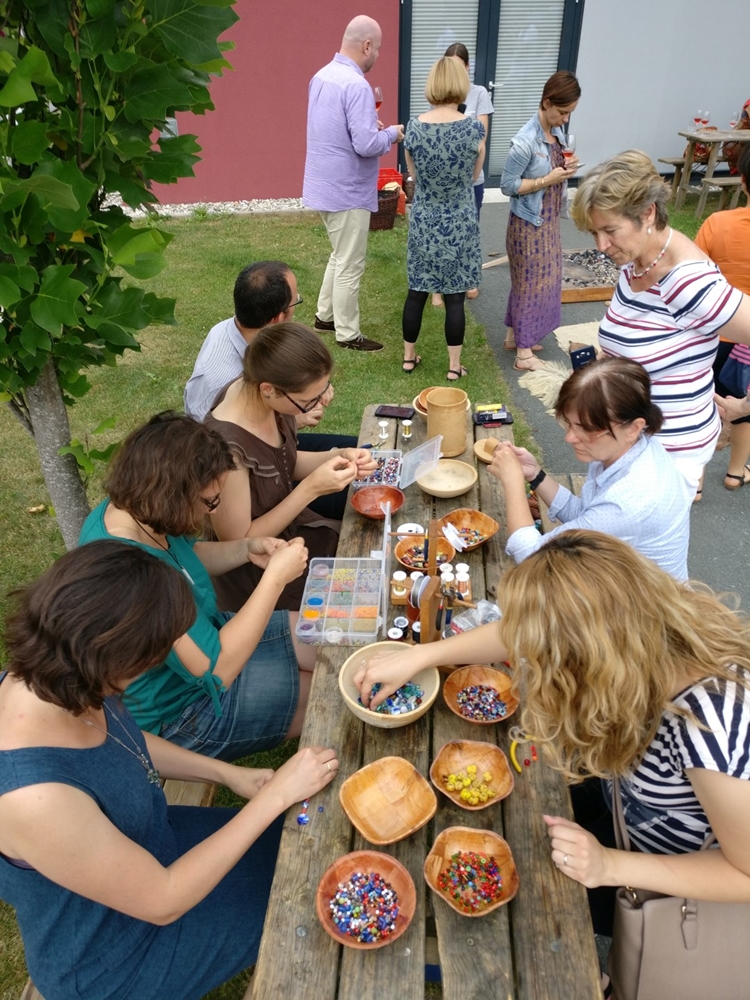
left=0, top=192, right=730, bottom=999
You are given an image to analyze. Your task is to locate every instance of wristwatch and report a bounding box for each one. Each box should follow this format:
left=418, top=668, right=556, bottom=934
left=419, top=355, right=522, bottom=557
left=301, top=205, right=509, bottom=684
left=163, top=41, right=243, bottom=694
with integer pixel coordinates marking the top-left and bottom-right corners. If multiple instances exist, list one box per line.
left=528, top=468, right=546, bottom=490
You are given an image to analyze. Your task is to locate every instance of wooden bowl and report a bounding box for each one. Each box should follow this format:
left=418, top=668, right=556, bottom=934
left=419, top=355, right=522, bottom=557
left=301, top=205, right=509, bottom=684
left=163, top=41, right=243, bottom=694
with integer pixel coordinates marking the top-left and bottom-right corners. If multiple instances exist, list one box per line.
left=436, top=508, right=499, bottom=551
left=316, top=849, right=417, bottom=949
left=339, top=641, right=440, bottom=729
left=424, top=827, right=520, bottom=917
left=351, top=485, right=405, bottom=520
left=473, top=438, right=500, bottom=464
left=416, top=460, right=478, bottom=499
left=429, top=740, right=513, bottom=810
left=340, top=756, right=437, bottom=844
left=443, top=665, right=519, bottom=724
left=413, top=391, right=472, bottom=421
left=394, top=534, right=455, bottom=571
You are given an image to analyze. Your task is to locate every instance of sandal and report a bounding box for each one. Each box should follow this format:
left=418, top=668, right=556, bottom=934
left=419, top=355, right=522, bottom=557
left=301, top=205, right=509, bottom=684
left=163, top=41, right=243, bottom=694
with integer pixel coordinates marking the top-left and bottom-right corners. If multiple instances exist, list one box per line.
left=724, top=466, right=750, bottom=490
left=513, top=357, right=547, bottom=372
left=447, top=366, right=468, bottom=380
left=402, top=355, right=422, bottom=373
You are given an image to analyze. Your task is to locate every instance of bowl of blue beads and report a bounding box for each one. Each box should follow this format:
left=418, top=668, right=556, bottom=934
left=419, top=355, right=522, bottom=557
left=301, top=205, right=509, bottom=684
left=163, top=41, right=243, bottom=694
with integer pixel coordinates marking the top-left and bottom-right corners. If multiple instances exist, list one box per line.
left=339, top=640, right=440, bottom=729
left=443, top=665, right=518, bottom=725
left=316, top=849, right=417, bottom=949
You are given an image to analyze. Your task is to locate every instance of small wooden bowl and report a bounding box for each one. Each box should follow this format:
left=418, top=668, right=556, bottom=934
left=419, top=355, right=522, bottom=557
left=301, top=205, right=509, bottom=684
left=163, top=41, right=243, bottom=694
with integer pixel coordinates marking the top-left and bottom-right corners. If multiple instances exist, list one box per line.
left=394, top=535, right=455, bottom=570
left=429, top=740, right=513, bottom=810
left=351, top=485, right=405, bottom=520
left=416, top=460, right=478, bottom=499
left=340, top=756, right=437, bottom=844
left=436, top=508, right=499, bottom=551
left=316, top=849, right=417, bottom=949
left=339, top=641, right=440, bottom=729
left=413, top=391, right=472, bottom=421
left=473, top=438, right=500, bottom=464
left=424, top=827, right=520, bottom=918
left=443, top=665, right=519, bottom=724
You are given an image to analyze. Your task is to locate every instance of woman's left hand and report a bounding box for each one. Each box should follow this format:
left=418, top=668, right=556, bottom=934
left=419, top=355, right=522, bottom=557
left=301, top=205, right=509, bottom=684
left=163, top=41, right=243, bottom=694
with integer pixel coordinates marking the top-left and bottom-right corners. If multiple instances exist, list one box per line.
left=223, top=765, right=275, bottom=801
left=339, top=448, right=378, bottom=476
left=245, top=536, right=288, bottom=568
left=487, top=441, right=527, bottom=489
left=543, top=814, right=615, bottom=888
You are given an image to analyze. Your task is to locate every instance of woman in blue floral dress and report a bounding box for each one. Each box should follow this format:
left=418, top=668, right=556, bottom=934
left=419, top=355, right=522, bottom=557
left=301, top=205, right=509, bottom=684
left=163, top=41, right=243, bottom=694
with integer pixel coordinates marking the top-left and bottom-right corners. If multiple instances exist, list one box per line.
left=402, top=57, right=485, bottom=381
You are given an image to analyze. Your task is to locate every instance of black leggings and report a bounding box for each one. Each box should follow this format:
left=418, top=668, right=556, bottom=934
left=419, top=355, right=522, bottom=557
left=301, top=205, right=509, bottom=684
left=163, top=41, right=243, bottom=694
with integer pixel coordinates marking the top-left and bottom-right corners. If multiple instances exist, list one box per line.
left=402, top=289, right=466, bottom=347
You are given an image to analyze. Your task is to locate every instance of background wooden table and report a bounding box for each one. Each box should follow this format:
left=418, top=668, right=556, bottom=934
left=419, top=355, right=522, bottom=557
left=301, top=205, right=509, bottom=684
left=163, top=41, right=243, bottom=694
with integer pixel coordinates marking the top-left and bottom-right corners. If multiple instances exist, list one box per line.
left=249, top=405, right=601, bottom=1000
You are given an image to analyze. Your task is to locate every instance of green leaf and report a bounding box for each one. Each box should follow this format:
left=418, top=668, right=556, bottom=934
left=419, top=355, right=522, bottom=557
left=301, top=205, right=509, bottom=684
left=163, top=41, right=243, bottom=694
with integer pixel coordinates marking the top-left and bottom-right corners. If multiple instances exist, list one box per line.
left=19, top=322, right=52, bottom=355
left=149, top=0, right=239, bottom=66
left=105, top=120, right=152, bottom=159
left=92, top=416, right=117, bottom=434
left=103, top=50, right=138, bottom=73
left=23, top=0, right=70, bottom=58
left=9, top=174, right=79, bottom=211
left=122, top=62, right=194, bottom=124
left=79, top=17, right=117, bottom=59
left=142, top=134, right=201, bottom=184
left=0, top=51, right=16, bottom=74
left=30, top=265, right=86, bottom=336
left=0, top=46, right=60, bottom=106
left=107, top=223, right=173, bottom=280
left=34, top=160, right=96, bottom=232
left=86, top=0, right=116, bottom=17
left=0, top=68, right=36, bottom=106
left=141, top=291, right=177, bottom=326
left=0, top=264, right=37, bottom=292
left=0, top=276, right=21, bottom=308
left=59, top=442, right=95, bottom=476
left=86, top=282, right=147, bottom=332
left=10, top=120, right=50, bottom=165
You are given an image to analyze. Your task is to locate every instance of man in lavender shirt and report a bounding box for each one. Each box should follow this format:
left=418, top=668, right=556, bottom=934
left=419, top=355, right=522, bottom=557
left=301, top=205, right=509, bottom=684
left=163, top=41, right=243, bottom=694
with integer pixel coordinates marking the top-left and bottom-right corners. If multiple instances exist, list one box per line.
left=303, top=15, right=404, bottom=352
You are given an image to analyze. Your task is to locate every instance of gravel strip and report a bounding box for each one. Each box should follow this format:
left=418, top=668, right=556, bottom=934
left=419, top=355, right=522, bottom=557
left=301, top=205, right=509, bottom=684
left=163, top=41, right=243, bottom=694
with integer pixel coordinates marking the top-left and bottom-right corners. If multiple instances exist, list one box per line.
left=103, top=195, right=312, bottom=218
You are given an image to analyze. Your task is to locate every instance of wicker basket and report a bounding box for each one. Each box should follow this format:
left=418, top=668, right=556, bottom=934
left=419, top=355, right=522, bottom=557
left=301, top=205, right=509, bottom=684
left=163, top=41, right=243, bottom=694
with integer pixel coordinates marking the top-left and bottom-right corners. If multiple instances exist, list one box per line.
left=370, top=188, right=399, bottom=231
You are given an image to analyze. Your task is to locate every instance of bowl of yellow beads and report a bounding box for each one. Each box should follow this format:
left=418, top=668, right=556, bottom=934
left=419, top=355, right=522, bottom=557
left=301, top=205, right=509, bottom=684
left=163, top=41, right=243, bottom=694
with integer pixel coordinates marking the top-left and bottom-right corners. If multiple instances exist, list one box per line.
left=429, top=740, right=513, bottom=811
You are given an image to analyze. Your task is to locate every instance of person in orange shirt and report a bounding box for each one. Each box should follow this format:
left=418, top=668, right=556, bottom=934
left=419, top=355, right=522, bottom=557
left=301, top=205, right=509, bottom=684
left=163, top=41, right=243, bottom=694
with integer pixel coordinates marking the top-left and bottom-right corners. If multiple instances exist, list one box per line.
left=696, top=144, right=750, bottom=489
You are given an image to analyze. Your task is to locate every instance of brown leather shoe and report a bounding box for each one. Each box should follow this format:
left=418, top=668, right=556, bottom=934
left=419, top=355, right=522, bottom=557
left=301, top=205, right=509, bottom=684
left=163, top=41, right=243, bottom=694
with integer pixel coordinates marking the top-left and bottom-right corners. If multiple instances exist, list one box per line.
left=314, top=316, right=336, bottom=332
left=337, top=335, right=384, bottom=353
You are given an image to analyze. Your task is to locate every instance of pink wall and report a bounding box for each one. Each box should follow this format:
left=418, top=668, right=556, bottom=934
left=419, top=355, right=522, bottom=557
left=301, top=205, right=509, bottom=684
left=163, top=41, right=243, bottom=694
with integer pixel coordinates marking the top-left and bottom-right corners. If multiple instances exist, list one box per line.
left=153, top=2, right=401, bottom=205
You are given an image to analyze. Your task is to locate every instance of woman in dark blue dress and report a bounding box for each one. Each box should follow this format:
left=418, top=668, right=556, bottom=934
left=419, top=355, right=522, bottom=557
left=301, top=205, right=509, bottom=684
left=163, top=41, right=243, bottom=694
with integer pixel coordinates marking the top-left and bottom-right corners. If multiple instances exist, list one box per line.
left=402, top=56, right=485, bottom=381
left=0, top=541, right=338, bottom=1000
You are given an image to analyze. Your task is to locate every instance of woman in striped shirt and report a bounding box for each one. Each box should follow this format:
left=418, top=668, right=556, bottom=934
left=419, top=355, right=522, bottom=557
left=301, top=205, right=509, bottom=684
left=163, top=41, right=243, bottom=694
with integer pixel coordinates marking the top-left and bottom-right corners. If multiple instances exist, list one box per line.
left=571, top=150, right=750, bottom=496
left=355, top=531, right=750, bottom=925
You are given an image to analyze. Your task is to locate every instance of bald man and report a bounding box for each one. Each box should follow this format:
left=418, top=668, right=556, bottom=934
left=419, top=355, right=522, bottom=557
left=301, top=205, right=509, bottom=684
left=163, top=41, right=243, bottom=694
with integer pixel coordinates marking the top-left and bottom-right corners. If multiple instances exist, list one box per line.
left=303, top=16, right=404, bottom=353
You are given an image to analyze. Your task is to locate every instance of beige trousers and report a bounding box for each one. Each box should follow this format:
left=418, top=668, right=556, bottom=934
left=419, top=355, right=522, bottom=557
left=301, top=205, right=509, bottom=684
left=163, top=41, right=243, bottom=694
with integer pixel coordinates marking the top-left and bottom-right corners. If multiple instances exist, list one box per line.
left=317, top=208, right=370, bottom=343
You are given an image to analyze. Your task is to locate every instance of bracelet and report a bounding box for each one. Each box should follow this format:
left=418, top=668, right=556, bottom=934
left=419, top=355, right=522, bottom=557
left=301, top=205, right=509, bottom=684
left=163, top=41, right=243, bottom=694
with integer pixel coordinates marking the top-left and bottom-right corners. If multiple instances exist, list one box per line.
left=528, top=468, right=546, bottom=491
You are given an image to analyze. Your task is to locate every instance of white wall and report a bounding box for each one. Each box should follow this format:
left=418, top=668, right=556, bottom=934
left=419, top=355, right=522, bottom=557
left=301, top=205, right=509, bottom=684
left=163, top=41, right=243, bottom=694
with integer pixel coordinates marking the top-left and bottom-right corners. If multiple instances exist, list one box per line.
left=573, top=0, right=749, bottom=173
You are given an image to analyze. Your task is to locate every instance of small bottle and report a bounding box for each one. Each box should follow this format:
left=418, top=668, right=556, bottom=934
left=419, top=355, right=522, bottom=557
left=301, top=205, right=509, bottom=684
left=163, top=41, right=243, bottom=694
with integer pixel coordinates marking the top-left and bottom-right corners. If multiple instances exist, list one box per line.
left=392, top=570, right=407, bottom=597
left=456, top=572, right=470, bottom=596
left=441, top=572, right=455, bottom=587
left=401, top=419, right=413, bottom=440
left=438, top=563, right=454, bottom=576
left=455, top=563, right=470, bottom=575
left=377, top=420, right=389, bottom=441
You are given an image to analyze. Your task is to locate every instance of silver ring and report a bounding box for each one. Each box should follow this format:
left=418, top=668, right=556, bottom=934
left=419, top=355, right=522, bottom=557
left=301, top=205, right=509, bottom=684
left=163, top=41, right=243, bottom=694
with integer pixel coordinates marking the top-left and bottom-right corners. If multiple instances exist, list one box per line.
left=326, top=762, right=332, bottom=773
left=563, top=854, right=569, bottom=866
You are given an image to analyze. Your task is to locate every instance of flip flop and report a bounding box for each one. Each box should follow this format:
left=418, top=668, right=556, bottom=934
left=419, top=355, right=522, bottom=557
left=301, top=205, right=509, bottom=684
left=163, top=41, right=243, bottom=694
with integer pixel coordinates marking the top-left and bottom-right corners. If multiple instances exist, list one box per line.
left=402, top=355, right=422, bottom=373
left=724, top=466, right=750, bottom=490
left=447, top=366, right=468, bottom=380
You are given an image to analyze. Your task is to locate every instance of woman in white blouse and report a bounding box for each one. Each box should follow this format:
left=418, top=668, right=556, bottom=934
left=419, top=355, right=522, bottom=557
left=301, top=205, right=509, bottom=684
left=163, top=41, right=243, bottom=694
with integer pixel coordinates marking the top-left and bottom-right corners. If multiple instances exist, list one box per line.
left=487, top=356, right=692, bottom=579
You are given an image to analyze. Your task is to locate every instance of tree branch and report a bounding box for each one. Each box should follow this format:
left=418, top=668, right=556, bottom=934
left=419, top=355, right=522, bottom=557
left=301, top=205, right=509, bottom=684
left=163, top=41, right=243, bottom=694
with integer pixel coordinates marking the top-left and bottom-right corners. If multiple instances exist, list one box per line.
left=7, top=395, right=34, bottom=436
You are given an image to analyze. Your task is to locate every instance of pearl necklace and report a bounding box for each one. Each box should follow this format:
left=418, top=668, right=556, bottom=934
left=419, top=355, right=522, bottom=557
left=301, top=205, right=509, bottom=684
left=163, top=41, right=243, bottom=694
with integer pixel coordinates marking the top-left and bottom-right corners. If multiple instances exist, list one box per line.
left=83, top=703, right=161, bottom=785
left=629, top=227, right=673, bottom=279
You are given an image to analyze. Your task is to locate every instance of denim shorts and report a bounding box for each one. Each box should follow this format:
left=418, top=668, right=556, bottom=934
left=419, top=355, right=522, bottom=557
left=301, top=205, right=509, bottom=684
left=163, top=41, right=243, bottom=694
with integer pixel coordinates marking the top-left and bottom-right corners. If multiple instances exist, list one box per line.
left=159, top=611, right=299, bottom=762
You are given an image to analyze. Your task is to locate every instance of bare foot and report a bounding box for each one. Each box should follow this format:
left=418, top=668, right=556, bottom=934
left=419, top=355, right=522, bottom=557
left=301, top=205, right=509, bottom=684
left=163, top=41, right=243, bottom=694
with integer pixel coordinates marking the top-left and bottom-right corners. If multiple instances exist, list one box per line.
left=513, top=356, right=547, bottom=372
left=504, top=339, right=542, bottom=352
left=466, top=288, right=479, bottom=299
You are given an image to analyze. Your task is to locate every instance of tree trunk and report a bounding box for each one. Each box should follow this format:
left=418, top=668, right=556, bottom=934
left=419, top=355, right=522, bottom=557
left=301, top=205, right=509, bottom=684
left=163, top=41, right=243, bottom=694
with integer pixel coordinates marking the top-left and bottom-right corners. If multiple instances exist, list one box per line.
left=25, top=358, right=90, bottom=549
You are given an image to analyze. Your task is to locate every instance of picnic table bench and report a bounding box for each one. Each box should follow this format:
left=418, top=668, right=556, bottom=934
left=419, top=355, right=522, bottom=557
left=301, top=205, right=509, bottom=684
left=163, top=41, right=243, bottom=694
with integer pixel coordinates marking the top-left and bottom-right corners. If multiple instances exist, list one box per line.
left=674, top=128, right=750, bottom=216
left=249, top=404, right=601, bottom=1000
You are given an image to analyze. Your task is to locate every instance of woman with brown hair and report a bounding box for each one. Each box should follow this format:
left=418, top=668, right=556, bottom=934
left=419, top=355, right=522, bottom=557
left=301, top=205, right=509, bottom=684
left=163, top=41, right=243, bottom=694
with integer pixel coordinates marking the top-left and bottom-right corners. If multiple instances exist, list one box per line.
left=353, top=531, right=750, bottom=934
left=79, top=412, right=313, bottom=761
left=500, top=70, right=581, bottom=370
left=487, top=356, right=691, bottom=578
left=0, top=541, right=338, bottom=1000
left=205, top=321, right=375, bottom=611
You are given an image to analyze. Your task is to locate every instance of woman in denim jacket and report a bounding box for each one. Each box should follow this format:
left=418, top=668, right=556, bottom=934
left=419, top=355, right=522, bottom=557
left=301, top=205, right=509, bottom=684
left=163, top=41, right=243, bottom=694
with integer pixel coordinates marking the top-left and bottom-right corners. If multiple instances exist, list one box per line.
left=500, top=71, right=581, bottom=370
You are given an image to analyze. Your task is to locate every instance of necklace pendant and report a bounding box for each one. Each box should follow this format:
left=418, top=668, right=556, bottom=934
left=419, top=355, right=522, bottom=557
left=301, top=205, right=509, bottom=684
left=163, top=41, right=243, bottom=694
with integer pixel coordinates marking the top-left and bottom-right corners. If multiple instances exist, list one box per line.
left=147, top=767, right=161, bottom=785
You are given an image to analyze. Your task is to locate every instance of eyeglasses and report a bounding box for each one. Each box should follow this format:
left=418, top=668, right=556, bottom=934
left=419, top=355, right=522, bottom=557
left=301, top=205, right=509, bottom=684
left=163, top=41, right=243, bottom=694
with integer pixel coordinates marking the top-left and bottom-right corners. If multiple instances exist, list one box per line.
left=200, top=492, right=221, bottom=513
left=278, top=380, right=331, bottom=414
left=287, top=294, right=303, bottom=309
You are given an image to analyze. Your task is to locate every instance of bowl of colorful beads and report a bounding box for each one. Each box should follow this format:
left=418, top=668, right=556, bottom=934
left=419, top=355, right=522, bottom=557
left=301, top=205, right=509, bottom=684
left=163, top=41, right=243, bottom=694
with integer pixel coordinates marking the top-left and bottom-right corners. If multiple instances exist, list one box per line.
left=443, top=665, right=518, bottom=725
left=424, top=827, right=519, bottom=917
left=436, top=508, right=500, bottom=551
left=339, top=641, right=440, bottom=729
left=340, top=756, right=437, bottom=844
left=350, top=485, right=406, bottom=520
left=429, top=740, right=513, bottom=811
left=394, top=535, right=455, bottom=571
left=316, top=849, right=417, bottom=949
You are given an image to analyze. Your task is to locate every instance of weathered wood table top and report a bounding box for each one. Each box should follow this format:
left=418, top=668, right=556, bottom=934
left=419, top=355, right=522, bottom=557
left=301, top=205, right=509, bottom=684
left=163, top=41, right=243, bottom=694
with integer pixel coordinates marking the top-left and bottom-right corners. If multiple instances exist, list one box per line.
left=675, top=127, right=750, bottom=213
left=249, top=404, right=601, bottom=1000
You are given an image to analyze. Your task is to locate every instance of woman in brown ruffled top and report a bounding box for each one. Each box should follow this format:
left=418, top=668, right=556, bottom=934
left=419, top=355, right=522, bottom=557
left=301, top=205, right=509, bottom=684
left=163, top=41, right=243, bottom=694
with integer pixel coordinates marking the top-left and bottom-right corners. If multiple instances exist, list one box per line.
left=205, top=322, right=376, bottom=611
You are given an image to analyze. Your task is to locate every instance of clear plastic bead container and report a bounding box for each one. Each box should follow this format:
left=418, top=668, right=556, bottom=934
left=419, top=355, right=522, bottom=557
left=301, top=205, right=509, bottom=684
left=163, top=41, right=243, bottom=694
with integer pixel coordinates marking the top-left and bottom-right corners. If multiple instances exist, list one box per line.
left=295, top=557, right=385, bottom=646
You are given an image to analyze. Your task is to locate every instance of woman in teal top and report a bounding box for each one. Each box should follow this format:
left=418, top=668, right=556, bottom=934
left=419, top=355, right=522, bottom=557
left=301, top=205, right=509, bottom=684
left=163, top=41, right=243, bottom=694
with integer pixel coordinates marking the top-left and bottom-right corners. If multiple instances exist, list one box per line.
left=79, top=412, right=315, bottom=760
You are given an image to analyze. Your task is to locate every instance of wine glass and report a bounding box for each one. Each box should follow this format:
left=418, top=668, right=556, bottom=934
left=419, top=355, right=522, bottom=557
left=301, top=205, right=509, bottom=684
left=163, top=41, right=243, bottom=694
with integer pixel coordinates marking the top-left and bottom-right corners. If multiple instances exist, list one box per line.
left=373, top=86, right=383, bottom=112
left=562, top=133, right=576, bottom=164
left=700, top=110, right=710, bottom=127
left=729, top=111, right=740, bottom=129
left=693, top=110, right=703, bottom=129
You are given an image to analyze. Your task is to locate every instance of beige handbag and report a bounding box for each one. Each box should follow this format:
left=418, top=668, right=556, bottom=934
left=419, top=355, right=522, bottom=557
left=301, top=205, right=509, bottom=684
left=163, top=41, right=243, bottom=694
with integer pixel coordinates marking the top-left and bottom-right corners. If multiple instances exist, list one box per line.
left=609, top=777, right=750, bottom=1000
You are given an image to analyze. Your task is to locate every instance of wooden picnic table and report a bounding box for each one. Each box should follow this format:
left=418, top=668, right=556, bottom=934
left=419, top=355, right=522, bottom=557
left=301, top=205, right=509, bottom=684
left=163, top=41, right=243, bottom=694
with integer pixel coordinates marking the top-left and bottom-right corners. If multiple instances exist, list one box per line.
left=248, top=404, right=601, bottom=1000
left=675, top=128, right=750, bottom=216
